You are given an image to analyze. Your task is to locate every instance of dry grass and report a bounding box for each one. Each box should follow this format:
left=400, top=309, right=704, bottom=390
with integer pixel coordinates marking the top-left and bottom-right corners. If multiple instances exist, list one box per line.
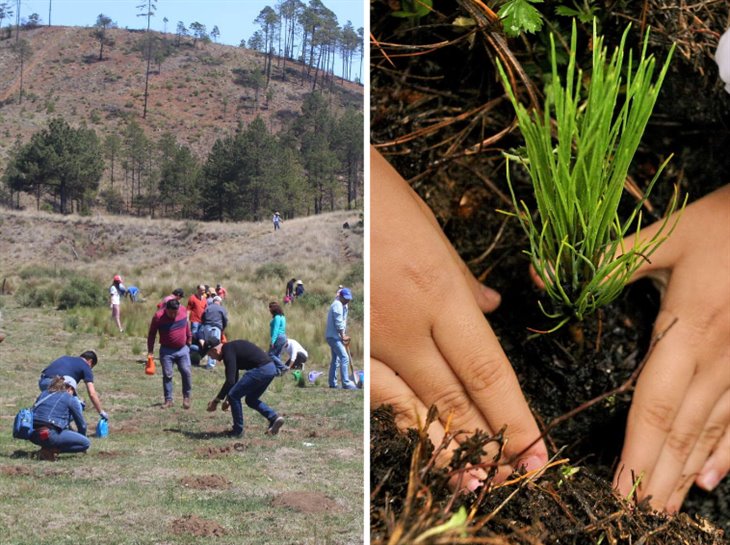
left=0, top=25, right=363, bottom=180
left=0, top=209, right=364, bottom=544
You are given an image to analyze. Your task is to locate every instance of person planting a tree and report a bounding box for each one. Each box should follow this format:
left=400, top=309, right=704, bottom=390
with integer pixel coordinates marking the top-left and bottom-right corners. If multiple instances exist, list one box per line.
left=371, top=146, right=729, bottom=509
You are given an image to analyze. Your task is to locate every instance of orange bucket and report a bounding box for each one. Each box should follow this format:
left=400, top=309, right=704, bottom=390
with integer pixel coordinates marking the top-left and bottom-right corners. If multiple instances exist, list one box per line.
left=145, top=354, right=156, bottom=375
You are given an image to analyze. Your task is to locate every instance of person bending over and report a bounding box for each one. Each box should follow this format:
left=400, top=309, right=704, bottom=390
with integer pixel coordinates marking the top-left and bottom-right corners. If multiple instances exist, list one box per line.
left=206, top=340, right=284, bottom=439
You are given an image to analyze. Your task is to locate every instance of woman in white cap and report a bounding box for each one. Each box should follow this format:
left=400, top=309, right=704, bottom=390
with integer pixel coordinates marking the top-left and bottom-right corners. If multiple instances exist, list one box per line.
left=110, top=274, right=125, bottom=332
left=30, top=376, right=90, bottom=461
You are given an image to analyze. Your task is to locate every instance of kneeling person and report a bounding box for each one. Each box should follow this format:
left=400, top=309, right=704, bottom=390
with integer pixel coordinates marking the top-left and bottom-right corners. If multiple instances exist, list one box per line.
left=31, top=376, right=90, bottom=460
left=205, top=340, right=284, bottom=438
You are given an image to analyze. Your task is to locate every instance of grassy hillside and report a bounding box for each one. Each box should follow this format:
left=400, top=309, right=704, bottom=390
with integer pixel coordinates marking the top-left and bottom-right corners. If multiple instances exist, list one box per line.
left=0, top=209, right=364, bottom=544
left=0, top=25, right=363, bottom=170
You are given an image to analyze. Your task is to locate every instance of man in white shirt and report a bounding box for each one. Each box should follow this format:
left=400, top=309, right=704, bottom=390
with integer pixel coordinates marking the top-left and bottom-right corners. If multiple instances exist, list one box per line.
left=283, top=338, right=308, bottom=370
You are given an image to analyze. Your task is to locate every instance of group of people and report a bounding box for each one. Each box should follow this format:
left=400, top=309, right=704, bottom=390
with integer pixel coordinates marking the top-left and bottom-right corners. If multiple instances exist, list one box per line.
left=21, top=276, right=358, bottom=460
left=144, top=280, right=358, bottom=440
left=284, top=278, right=305, bottom=304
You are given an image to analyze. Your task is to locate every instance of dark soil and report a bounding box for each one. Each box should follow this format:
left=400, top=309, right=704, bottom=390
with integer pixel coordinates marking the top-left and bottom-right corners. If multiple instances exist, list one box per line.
left=371, top=0, right=730, bottom=542
left=372, top=406, right=726, bottom=544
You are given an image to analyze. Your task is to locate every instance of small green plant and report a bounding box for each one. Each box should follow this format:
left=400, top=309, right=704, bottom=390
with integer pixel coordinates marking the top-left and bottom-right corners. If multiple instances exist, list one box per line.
left=498, top=21, right=682, bottom=328
left=498, top=0, right=544, bottom=37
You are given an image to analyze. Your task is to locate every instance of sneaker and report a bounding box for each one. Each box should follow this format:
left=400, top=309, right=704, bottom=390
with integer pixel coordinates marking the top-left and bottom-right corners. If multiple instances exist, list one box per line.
left=183, top=397, right=191, bottom=410
left=266, top=416, right=284, bottom=436
left=226, top=429, right=243, bottom=439
left=205, top=361, right=216, bottom=370
left=162, top=399, right=173, bottom=409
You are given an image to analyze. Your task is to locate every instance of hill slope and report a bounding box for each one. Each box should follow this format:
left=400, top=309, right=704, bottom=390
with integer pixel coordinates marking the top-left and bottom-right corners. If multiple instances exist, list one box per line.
left=0, top=26, right=363, bottom=166
left=0, top=208, right=363, bottom=280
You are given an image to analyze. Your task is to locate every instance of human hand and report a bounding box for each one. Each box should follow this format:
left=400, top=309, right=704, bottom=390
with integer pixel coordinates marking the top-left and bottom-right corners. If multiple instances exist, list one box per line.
left=99, top=411, right=109, bottom=420
left=615, top=185, right=730, bottom=512
left=207, top=399, right=219, bottom=412
left=221, top=399, right=230, bottom=411
left=370, top=147, right=548, bottom=489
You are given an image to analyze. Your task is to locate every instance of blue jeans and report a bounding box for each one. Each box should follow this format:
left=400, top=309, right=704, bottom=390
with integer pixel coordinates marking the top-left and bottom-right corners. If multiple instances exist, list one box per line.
left=30, top=428, right=90, bottom=453
left=227, top=361, right=278, bottom=435
left=201, top=324, right=222, bottom=345
left=160, top=345, right=192, bottom=402
left=269, top=334, right=288, bottom=375
left=327, top=337, right=356, bottom=389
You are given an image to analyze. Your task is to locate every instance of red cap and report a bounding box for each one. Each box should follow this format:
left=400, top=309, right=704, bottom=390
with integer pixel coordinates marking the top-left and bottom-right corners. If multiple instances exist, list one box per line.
left=113, top=275, right=122, bottom=282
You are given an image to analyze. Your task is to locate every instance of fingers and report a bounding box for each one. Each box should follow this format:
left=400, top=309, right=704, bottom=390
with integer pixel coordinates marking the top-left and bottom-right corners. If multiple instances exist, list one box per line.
left=430, top=295, right=547, bottom=473
left=665, top=391, right=730, bottom=511
left=625, top=185, right=730, bottom=283
left=696, top=424, right=730, bottom=492
left=373, top=147, right=500, bottom=314
left=370, top=357, right=490, bottom=490
left=412, top=191, right=501, bottom=313
left=615, top=309, right=728, bottom=510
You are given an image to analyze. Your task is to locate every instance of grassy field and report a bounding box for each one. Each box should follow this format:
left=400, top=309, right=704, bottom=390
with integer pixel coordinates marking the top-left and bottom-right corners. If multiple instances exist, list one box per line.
left=0, top=210, right=364, bottom=545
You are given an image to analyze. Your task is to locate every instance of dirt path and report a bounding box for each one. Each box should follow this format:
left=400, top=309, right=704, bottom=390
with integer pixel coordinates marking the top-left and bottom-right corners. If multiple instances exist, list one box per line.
left=0, top=27, right=71, bottom=103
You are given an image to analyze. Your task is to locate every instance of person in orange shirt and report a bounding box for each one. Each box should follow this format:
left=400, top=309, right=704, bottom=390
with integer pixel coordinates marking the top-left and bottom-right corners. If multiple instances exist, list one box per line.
left=186, top=284, right=207, bottom=341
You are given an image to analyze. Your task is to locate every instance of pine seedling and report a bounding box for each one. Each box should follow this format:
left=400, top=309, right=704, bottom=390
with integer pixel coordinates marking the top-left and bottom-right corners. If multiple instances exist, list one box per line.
left=497, top=20, right=683, bottom=329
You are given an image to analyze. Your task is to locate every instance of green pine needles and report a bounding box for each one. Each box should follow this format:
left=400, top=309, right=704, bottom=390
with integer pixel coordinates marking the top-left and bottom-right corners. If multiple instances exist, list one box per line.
left=498, top=21, right=683, bottom=329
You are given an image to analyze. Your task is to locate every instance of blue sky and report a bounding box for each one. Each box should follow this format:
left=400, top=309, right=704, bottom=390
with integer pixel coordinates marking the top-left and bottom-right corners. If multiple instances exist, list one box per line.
left=12, top=0, right=364, bottom=48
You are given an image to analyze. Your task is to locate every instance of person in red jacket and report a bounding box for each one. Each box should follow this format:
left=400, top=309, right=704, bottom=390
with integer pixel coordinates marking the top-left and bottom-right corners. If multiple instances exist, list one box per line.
left=186, top=284, right=207, bottom=340
left=148, top=299, right=193, bottom=409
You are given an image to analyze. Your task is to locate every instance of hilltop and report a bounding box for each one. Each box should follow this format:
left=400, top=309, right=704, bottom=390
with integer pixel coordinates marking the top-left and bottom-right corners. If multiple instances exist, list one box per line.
left=0, top=25, right=363, bottom=168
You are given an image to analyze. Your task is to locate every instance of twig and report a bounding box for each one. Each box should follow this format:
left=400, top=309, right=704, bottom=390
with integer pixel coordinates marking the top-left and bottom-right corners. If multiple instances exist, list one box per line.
left=469, top=216, right=510, bottom=266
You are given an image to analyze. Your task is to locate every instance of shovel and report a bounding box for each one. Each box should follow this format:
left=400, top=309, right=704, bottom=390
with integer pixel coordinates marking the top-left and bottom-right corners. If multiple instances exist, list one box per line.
left=344, top=338, right=359, bottom=388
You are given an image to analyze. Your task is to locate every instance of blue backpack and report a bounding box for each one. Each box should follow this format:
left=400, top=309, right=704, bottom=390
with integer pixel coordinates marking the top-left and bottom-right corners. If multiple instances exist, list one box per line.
left=12, top=394, right=54, bottom=440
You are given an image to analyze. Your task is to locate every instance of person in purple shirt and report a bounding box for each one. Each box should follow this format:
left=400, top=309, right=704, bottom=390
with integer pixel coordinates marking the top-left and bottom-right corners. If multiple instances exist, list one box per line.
left=148, top=299, right=193, bottom=409
left=38, top=351, right=108, bottom=420
left=205, top=340, right=284, bottom=439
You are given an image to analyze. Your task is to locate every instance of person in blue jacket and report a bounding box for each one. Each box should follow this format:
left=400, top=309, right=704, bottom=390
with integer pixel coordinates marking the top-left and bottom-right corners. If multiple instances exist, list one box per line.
left=326, top=287, right=357, bottom=389
left=30, top=376, right=90, bottom=461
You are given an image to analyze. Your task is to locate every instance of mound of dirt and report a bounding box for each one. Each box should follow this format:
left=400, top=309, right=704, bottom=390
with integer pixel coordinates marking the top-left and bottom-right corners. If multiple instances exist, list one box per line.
left=170, top=515, right=226, bottom=538
left=180, top=474, right=231, bottom=489
left=271, top=491, right=342, bottom=514
left=195, top=443, right=245, bottom=458
left=0, top=465, right=32, bottom=476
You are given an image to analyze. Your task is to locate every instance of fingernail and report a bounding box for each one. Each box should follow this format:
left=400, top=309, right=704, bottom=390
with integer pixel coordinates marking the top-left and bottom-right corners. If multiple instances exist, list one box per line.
left=517, top=455, right=544, bottom=474
left=697, top=469, right=721, bottom=491
left=481, top=286, right=501, bottom=306
left=466, top=477, right=481, bottom=492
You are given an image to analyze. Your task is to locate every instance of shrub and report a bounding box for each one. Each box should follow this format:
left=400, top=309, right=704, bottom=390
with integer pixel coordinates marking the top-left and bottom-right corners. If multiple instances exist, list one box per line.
left=340, top=264, right=363, bottom=289
left=16, top=285, right=59, bottom=308
left=254, top=263, right=288, bottom=281
left=58, top=277, right=106, bottom=310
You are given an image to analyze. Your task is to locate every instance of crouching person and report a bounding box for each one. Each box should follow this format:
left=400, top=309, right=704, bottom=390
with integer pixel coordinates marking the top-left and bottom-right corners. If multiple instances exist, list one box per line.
left=31, top=376, right=90, bottom=461
left=205, top=340, right=284, bottom=439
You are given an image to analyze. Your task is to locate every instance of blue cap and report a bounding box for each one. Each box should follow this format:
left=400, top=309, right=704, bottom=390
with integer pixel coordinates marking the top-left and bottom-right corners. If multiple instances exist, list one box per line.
left=339, top=287, right=353, bottom=301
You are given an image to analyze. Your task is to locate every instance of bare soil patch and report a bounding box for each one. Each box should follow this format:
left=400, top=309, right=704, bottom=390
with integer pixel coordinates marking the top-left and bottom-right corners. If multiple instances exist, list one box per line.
left=271, top=491, right=342, bottom=514
left=180, top=474, right=231, bottom=490
left=195, top=443, right=245, bottom=459
left=0, top=465, right=32, bottom=476
left=170, top=514, right=227, bottom=538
